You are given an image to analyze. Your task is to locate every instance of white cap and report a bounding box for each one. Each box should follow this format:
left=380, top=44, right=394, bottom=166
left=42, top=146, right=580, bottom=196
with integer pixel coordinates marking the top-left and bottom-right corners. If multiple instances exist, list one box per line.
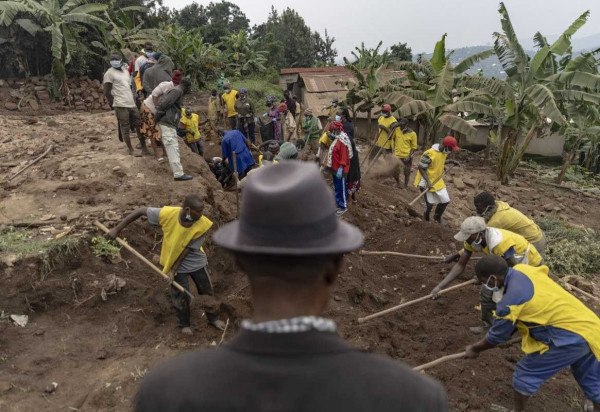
left=454, top=216, right=486, bottom=241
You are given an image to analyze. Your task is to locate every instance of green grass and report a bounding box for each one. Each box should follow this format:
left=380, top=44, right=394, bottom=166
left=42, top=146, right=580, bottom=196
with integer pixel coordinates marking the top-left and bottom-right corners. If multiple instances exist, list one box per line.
left=538, top=217, right=600, bottom=276
left=230, top=73, right=283, bottom=106
left=0, top=228, right=81, bottom=277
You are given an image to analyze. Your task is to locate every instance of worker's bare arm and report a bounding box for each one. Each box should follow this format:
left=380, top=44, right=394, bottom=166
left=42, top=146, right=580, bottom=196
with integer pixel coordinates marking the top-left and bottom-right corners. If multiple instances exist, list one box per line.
left=431, top=251, right=472, bottom=298
left=107, top=207, right=149, bottom=239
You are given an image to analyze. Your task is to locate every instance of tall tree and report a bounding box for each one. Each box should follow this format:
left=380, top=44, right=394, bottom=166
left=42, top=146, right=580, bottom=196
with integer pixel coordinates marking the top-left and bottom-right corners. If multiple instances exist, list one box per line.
left=172, top=2, right=207, bottom=31
left=389, top=42, right=412, bottom=61
left=313, top=29, right=337, bottom=65
left=203, top=1, right=249, bottom=45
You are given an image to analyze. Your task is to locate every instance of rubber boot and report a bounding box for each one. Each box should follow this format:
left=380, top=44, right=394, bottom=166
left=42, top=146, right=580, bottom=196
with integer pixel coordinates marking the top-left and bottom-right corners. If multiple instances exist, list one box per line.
left=433, top=202, right=448, bottom=224
left=423, top=203, right=433, bottom=221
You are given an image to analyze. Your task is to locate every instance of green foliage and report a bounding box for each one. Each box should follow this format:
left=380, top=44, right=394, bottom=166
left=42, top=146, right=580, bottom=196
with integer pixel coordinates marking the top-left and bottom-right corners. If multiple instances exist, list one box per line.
left=538, top=217, right=600, bottom=276
left=219, top=30, right=267, bottom=77
left=389, top=42, right=412, bottom=62
left=90, top=236, right=121, bottom=259
left=230, top=74, right=280, bottom=105
left=159, top=26, right=223, bottom=88
left=0, top=228, right=81, bottom=276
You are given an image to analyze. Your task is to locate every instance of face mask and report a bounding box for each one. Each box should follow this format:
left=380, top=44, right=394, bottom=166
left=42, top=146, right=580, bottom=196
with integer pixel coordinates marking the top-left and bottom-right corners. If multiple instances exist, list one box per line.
left=332, top=103, right=338, bottom=107
left=184, top=209, right=198, bottom=222
left=224, top=88, right=230, bottom=93
left=110, top=60, right=122, bottom=69
left=335, top=115, right=342, bottom=122
left=442, top=146, right=452, bottom=154
left=492, top=287, right=505, bottom=303
left=483, top=276, right=499, bottom=292
left=470, top=234, right=484, bottom=252
left=382, top=112, right=390, bottom=117
left=145, top=51, right=153, bottom=58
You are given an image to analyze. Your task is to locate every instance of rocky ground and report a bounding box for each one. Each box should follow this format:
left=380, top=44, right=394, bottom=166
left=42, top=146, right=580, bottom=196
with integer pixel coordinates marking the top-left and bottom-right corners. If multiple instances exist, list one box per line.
left=0, top=110, right=599, bottom=411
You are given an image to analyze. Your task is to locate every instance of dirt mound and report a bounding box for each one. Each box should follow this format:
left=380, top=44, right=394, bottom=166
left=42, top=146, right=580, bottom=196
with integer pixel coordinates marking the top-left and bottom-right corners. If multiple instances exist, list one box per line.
left=1, top=111, right=599, bottom=411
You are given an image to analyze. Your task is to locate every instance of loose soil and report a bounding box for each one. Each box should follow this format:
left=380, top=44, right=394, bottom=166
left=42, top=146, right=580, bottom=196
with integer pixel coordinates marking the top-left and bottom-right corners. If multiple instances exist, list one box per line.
left=1, top=110, right=599, bottom=411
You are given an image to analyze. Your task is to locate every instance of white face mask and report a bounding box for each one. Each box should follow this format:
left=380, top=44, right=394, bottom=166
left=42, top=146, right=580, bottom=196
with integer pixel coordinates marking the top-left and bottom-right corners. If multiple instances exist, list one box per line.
left=335, top=115, right=342, bottom=122
left=470, top=234, right=484, bottom=252
left=492, top=287, right=505, bottom=303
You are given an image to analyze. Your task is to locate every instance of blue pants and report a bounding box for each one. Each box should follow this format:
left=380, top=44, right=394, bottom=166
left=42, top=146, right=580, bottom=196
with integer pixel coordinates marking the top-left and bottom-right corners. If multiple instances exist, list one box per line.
left=333, top=174, right=347, bottom=210
left=513, top=342, right=600, bottom=402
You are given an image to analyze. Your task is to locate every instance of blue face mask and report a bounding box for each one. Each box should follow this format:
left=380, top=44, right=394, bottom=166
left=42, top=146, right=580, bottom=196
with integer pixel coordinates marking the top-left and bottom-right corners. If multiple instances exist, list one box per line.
left=335, top=115, right=342, bottom=122
left=110, top=60, right=122, bottom=69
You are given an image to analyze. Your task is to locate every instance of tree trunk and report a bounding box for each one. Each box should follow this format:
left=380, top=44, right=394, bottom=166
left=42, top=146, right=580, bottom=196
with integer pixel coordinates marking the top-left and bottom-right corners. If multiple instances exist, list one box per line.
left=484, top=119, right=494, bottom=161
left=497, top=127, right=518, bottom=184
left=498, top=123, right=540, bottom=184
left=556, top=147, right=577, bottom=184
left=366, top=109, right=372, bottom=145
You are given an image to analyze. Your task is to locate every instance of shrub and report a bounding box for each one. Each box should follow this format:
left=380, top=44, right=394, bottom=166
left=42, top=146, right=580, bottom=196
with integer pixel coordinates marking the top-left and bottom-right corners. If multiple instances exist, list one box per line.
left=538, top=217, right=600, bottom=276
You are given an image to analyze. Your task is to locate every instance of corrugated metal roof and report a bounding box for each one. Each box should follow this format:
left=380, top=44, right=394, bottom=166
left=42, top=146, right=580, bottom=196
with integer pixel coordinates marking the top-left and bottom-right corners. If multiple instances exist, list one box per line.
left=301, top=73, right=351, bottom=93
left=280, top=67, right=348, bottom=75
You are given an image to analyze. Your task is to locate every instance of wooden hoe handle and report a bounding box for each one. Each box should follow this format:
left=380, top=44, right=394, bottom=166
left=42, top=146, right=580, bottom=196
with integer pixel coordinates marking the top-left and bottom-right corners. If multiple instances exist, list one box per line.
left=93, top=221, right=193, bottom=300
left=357, top=279, right=476, bottom=323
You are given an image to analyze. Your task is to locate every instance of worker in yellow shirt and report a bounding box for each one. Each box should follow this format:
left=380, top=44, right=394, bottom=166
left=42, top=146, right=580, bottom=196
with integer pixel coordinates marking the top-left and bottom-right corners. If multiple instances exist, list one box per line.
left=371, top=104, right=397, bottom=159
left=392, top=118, right=418, bottom=188
left=178, top=106, right=204, bottom=156
left=431, top=216, right=543, bottom=333
left=414, top=136, right=460, bottom=223
left=107, top=195, right=227, bottom=334
left=221, top=83, right=238, bottom=130
left=474, top=191, right=546, bottom=256
left=465, top=256, right=600, bottom=412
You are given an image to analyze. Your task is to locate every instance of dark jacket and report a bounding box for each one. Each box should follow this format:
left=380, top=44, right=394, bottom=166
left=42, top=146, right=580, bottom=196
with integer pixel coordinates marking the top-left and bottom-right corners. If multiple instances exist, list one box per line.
left=142, top=55, right=174, bottom=95
left=135, top=329, right=447, bottom=412
left=155, top=86, right=183, bottom=128
left=344, top=120, right=361, bottom=182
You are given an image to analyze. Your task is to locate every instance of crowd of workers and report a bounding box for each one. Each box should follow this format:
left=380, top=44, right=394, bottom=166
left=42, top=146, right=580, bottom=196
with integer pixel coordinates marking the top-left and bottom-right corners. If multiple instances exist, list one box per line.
left=102, top=44, right=600, bottom=412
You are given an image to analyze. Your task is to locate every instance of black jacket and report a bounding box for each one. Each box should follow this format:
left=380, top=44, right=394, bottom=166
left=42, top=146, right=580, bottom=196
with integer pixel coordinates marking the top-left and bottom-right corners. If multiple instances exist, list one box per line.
left=343, top=120, right=361, bottom=182
left=135, top=329, right=447, bottom=411
left=155, top=86, right=183, bottom=128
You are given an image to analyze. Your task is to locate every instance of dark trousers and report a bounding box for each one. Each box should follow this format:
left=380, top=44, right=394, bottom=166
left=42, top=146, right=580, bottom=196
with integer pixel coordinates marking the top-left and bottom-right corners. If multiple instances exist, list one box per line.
left=333, top=174, right=347, bottom=209
left=228, top=116, right=237, bottom=130
left=114, top=106, right=144, bottom=146
left=480, top=285, right=496, bottom=326
left=237, top=119, right=256, bottom=144
left=171, top=267, right=218, bottom=328
left=186, top=141, right=204, bottom=156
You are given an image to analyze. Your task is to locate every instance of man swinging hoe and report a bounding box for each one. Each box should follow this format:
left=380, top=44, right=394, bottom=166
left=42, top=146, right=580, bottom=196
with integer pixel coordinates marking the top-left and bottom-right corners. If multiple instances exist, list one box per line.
left=108, top=195, right=226, bottom=334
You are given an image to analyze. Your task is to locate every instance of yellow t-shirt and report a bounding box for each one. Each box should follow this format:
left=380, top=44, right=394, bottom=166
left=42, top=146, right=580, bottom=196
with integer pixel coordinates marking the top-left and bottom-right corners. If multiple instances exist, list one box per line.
left=376, top=115, right=397, bottom=149
left=180, top=110, right=201, bottom=143
left=222, top=89, right=238, bottom=118
left=463, top=227, right=542, bottom=266
left=413, top=145, right=447, bottom=192
left=393, top=130, right=418, bottom=159
left=157, top=207, right=213, bottom=274
left=487, top=201, right=543, bottom=243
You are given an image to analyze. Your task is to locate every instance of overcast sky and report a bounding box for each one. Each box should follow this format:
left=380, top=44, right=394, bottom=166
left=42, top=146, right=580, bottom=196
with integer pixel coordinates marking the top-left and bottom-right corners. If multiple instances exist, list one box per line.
left=161, top=0, right=599, bottom=57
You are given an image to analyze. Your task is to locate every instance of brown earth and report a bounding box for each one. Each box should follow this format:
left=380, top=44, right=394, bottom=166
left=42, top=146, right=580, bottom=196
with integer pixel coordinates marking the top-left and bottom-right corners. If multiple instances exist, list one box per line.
left=1, top=111, right=599, bottom=411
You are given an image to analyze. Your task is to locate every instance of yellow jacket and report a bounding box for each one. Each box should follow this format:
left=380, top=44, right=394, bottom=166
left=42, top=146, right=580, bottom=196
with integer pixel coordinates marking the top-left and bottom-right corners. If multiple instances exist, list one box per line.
left=413, top=145, right=447, bottom=192
left=158, top=207, right=213, bottom=274
left=502, top=264, right=600, bottom=359
left=376, top=115, right=397, bottom=149
left=487, top=201, right=543, bottom=243
left=179, top=110, right=201, bottom=143
left=464, top=227, right=542, bottom=266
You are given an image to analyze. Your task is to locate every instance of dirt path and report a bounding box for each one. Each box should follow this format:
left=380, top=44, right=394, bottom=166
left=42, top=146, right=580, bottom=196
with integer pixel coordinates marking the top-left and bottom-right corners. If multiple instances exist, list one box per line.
left=1, top=112, right=599, bottom=411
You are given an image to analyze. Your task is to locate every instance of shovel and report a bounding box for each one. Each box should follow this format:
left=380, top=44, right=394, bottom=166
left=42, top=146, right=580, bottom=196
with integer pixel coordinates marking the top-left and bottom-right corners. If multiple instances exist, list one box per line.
left=405, top=163, right=457, bottom=217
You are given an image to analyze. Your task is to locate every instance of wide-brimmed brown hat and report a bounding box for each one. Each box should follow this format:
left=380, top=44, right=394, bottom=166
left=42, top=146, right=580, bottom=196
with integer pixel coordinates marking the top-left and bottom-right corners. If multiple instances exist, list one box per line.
left=213, top=161, right=364, bottom=255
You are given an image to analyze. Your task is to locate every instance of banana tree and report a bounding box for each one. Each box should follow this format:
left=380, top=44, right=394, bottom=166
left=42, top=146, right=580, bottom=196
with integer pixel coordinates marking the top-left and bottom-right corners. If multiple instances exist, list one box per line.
left=460, top=3, right=591, bottom=183
left=218, top=30, right=267, bottom=76
left=380, top=33, right=497, bottom=146
left=0, top=0, right=107, bottom=95
left=92, top=5, right=163, bottom=57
